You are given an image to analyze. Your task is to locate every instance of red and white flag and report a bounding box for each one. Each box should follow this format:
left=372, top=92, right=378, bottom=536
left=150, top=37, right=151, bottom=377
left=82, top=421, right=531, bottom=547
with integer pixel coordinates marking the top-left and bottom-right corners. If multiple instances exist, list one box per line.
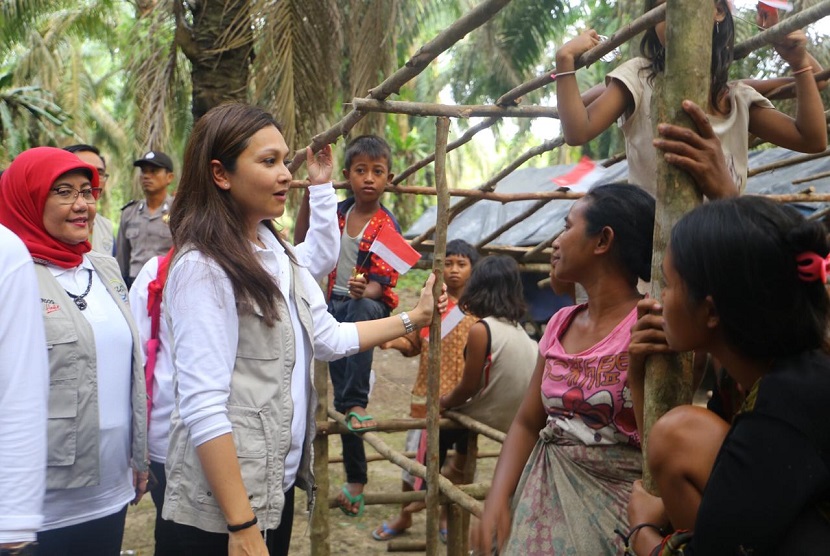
left=758, top=0, right=793, bottom=12
left=369, top=225, right=422, bottom=275
left=420, top=300, right=466, bottom=340
left=551, top=156, right=608, bottom=193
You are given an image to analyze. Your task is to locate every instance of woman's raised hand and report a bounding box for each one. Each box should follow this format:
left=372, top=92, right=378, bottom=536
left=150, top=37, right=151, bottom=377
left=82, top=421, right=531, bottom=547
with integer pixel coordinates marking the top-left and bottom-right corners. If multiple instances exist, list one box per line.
left=306, top=144, right=333, bottom=185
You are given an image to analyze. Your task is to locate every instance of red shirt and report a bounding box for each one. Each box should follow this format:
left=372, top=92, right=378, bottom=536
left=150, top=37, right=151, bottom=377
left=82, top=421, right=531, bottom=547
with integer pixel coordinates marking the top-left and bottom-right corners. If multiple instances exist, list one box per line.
left=327, top=197, right=401, bottom=310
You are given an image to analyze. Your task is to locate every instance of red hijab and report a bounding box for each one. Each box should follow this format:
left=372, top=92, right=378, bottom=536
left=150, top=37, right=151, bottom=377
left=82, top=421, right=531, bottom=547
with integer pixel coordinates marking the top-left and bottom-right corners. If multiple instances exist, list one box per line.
left=0, top=147, right=99, bottom=268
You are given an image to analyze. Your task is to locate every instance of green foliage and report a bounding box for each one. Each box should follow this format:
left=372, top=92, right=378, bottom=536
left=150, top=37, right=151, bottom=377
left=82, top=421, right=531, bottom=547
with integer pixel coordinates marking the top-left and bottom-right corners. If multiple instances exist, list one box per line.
left=448, top=0, right=574, bottom=107
left=396, top=268, right=432, bottom=292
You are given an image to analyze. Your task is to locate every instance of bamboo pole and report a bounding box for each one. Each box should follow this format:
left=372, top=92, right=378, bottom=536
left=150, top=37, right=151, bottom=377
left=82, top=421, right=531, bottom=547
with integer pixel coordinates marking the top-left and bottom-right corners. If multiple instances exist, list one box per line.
left=310, top=360, right=330, bottom=556
left=642, top=0, right=709, bottom=492
left=459, top=433, right=479, bottom=556
left=496, top=3, right=667, bottom=106
left=763, top=69, right=830, bottom=100
left=425, top=116, right=451, bottom=555
left=475, top=200, right=551, bottom=249
left=748, top=148, right=830, bottom=177
left=393, top=118, right=499, bottom=185
left=286, top=0, right=513, bottom=173
left=351, top=98, right=561, bottom=119
left=792, top=170, right=830, bottom=185
left=733, top=1, right=830, bottom=60
left=327, top=409, right=483, bottom=516
left=446, top=503, right=464, bottom=556
left=325, top=482, right=491, bottom=507
left=288, top=179, right=584, bottom=202
left=327, top=449, right=500, bottom=464
left=413, top=241, right=553, bottom=262
left=391, top=187, right=582, bottom=202
left=388, top=540, right=430, bottom=552
left=409, top=137, right=565, bottom=247
left=318, top=414, right=464, bottom=435
left=522, top=230, right=563, bottom=262
left=443, top=411, right=507, bottom=443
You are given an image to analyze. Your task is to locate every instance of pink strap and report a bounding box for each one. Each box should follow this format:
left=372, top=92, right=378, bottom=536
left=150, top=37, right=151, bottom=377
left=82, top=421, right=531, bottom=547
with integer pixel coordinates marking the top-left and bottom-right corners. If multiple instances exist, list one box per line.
left=144, top=248, right=175, bottom=424
left=795, top=252, right=830, bottom=283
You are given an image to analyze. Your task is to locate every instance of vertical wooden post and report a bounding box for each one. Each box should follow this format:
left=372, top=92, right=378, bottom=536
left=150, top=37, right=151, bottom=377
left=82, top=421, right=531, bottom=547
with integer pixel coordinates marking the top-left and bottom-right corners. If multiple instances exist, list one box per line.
left=426, top=116, right=451, bottom=554
left=310, top=360, right=330, bottom=556
left=642, top=0, right=712, bottom=491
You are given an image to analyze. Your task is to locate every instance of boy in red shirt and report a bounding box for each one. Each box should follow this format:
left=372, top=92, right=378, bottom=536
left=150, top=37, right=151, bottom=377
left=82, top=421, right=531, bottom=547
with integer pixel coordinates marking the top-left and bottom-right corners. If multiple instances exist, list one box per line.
left=328, top=135, right=402, bottom=516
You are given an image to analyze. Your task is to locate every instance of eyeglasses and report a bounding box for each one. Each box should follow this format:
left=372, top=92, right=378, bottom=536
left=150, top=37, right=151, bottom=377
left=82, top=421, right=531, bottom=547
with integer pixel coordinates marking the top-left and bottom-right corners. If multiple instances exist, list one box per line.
left=50, top=186, right=102, bottom=204
left=96, top=170, right=110, bottom=183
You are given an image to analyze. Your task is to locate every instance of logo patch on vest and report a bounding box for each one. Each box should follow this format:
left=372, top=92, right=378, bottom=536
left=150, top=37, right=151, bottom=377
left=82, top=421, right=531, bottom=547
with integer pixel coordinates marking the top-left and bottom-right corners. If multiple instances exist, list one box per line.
left=42, top=298, right=61, bottom=314
left=109, top=279, right=128, bottom=303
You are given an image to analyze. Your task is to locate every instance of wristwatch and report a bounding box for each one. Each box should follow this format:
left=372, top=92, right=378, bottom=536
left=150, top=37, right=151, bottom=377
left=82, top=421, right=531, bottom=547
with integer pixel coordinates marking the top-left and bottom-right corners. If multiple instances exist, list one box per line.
left=0, top=542, right=37, bottom=556
left=399, top=311, right=415, bottom=334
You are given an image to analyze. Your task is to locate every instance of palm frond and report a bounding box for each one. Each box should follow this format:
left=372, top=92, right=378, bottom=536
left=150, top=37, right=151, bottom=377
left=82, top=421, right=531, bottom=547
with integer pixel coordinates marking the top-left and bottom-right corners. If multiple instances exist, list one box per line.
left=249, top=0, right=342, bottom=148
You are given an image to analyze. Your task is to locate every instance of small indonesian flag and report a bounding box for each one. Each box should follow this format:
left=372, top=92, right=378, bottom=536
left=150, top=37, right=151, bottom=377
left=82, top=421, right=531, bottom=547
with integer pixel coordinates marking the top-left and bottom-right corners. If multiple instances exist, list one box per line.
left=758, top=0, right=793, bottom=12
left=369, top=225, right=422, bottom=275
left=551, top=156, right=608, bottom=193
left=421, top=301, right=465, bottom=340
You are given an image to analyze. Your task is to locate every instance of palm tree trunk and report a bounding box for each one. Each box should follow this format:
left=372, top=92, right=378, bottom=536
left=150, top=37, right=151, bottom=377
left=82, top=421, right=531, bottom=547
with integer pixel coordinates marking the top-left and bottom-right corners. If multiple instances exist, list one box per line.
left=641, top=0, right=712, bottom=493
left=178, top=0, right=252, bottom=120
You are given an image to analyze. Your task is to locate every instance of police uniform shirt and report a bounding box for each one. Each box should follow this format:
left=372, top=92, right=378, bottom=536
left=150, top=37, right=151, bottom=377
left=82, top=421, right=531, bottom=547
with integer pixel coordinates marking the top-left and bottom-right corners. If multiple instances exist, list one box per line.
left=116, top=195, right=174, bottom=281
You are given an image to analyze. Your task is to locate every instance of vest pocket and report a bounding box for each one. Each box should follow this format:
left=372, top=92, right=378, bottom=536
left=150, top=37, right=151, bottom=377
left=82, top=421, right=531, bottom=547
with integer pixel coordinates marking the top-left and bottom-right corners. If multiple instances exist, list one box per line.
left=44, top=318, right=79, bottom=382
left=47, top=386, right=78, bottom=466
left=235, top=310, right=280, bottom=360
left=193, top=409, right=269, bottom=510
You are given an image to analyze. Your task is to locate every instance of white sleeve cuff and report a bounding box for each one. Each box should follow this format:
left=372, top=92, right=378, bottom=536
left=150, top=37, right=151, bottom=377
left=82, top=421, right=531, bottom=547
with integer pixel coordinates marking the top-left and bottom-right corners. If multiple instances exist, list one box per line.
left=307, top=182, right=334, bottom=198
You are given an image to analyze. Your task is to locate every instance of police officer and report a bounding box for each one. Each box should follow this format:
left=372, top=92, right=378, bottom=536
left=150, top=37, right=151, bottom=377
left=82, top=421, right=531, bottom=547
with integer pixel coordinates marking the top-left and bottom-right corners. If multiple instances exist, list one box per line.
left=116, top=151, right=175, bottom=288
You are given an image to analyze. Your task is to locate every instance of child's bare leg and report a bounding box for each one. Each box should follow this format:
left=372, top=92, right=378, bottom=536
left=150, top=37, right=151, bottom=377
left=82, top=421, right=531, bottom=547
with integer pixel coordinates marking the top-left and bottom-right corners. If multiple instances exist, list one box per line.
left=647, top=405, right=730, bottom=530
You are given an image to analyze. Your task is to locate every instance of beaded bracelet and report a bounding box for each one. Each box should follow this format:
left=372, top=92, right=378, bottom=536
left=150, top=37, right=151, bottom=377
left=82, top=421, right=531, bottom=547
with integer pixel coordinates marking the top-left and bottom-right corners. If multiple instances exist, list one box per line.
left=227, top=515, right=258, bottom=532
left=551, top=70, right=578, bottom=81
left=791, top=66, right=813, bottom=76
left=614, top=523, right=666, bottom=555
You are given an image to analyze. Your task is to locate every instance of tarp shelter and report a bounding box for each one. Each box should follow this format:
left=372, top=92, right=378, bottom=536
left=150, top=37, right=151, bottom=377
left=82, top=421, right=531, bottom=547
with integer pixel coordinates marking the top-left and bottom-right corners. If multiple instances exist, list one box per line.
left=404, top=146, right=830, bottom=325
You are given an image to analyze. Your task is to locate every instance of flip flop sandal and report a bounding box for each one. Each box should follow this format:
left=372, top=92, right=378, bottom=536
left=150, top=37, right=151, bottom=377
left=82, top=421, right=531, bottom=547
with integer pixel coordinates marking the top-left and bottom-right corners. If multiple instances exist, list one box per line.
left=345, top=411, right=378, bottom=432
left=372, top=521, right=406, bottom=541
left=338, top=484, right=365, bottom=517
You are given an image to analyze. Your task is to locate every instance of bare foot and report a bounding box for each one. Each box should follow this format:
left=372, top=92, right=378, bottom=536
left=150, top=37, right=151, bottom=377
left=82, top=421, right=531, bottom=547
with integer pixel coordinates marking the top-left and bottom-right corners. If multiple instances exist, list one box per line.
left=373, top=512, right=413, bottom=540
left=346, top=406, right=377, bottom=430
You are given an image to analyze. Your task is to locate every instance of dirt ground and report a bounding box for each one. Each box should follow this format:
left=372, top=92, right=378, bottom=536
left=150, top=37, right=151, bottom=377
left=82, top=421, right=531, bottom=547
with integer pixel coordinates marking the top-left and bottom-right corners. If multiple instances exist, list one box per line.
left=121, top=288, right=499, bottom=555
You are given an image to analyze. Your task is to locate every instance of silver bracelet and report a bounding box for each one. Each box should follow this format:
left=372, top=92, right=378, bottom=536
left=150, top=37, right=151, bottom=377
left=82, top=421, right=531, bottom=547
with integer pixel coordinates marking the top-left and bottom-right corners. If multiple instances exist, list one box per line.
left=399, top=311, right=415, bottom=334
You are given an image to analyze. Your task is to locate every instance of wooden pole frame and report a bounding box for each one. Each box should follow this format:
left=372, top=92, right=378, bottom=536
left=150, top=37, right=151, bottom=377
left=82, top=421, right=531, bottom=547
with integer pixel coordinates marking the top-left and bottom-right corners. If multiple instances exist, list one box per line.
left=305, top=2, right=830, bottom=553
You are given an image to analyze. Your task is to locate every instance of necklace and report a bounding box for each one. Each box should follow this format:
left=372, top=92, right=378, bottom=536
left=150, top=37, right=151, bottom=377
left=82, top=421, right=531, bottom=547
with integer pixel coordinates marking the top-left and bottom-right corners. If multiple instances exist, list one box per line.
left=65, top=269, right=93, bottom=311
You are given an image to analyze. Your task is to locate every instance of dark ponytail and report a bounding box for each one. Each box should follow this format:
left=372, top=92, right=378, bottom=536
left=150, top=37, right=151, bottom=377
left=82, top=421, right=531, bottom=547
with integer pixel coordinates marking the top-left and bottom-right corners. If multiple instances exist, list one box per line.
left=582, top=183, right=655, bottom=285
left=670, top=196, right=830, bottom=358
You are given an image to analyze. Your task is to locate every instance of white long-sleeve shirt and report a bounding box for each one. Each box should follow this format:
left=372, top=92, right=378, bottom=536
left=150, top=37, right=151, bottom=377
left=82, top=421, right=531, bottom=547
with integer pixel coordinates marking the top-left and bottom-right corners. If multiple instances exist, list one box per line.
left=294, top=182, right=339, bottom=281
left=130, top=183, right=339, bottom=464
left=166, top=223, right=358, bottom=489
left=0, top=225, right=48, bottom=544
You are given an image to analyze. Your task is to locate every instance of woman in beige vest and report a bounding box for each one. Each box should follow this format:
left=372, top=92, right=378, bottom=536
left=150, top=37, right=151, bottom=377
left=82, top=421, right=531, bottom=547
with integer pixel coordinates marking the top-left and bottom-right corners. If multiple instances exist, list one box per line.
left=162, top=103, right=444, bottom=556
left=0, top=147, right=148, bottom=556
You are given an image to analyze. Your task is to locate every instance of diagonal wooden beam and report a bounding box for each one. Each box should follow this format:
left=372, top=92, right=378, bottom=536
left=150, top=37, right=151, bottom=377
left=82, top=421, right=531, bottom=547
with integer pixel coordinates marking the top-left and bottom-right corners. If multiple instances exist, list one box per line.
left=286, top=0, right=513, bottom=173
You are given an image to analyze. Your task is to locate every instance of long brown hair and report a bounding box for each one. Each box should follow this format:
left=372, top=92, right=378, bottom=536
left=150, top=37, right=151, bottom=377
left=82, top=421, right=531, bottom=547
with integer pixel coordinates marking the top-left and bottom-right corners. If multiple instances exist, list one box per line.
left=169, top=103, right=294, bottom=325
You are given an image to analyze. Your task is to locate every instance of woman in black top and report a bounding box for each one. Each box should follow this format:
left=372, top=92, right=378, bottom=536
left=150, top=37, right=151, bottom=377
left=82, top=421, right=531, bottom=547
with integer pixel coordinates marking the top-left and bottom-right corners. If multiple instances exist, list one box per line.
left=626, top=196, right=830, bottom=555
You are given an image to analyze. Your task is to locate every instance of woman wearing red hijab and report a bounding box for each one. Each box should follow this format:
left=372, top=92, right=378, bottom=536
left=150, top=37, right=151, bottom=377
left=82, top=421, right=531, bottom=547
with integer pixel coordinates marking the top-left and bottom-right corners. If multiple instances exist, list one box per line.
left=0, top=147, right=148, bottom=556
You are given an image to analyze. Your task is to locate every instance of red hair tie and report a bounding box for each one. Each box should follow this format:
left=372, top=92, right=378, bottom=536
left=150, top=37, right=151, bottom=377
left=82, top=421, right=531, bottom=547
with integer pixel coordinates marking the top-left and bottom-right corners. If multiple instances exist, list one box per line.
left=796, top=252, right=830, bottom=283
